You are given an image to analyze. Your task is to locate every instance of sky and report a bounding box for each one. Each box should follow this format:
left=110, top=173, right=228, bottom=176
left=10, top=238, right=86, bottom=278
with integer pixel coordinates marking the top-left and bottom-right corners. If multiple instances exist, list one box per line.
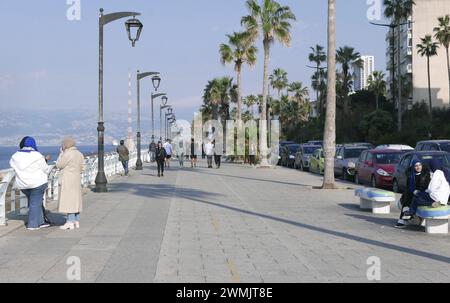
left=0, top=0, right=390, bottom=123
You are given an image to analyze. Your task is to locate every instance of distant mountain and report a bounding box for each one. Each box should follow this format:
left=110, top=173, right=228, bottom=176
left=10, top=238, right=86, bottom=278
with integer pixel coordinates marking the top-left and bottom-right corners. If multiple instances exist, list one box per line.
left=0, top=109, right=155, bottom=146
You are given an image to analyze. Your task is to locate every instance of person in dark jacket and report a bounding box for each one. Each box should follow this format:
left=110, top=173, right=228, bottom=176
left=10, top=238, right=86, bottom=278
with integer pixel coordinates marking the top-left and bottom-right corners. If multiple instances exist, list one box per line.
left=155, top=141, right=167, bottom=177
left=116, top=140, right=130, bottom=176
left=395, top=159, right=431, bottom=228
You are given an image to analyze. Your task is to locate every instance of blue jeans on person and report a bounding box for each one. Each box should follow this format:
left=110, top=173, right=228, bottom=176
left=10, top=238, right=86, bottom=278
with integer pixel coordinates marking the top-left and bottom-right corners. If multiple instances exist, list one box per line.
left=67, top=213, right=80, bottom=222
left=21, top=183, right=47, bottom=228
left=410, top=191, right=434, bottom=215
left=121, top=160, right=129, bottom=175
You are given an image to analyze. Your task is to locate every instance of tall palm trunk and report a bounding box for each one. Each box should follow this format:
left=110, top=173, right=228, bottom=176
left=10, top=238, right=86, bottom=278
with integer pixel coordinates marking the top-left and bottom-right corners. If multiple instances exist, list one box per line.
left=316, top=65, right=321, bottom=118
left=260, top=39, right=270, bottom=167
left=397, top=21, right=402, bottom=132
left=446, top=47, right=450, bottom=103
left=323, top=0, right=336, bottom=189
left=427, top=56, right=433, bottom=120
left=236, top=64, right=242, bottom=121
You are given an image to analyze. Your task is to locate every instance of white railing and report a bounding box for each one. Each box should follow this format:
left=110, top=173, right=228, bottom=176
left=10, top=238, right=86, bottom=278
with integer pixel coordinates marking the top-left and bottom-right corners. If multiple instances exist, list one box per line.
left=0, top=149, right=147, bottom=226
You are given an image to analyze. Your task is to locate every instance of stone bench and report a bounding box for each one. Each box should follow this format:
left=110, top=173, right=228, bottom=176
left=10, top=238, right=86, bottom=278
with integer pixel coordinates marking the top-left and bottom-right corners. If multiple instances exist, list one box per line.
left=355, top=188, right=396, bottom=214
left=416, top=205, right=450, bottom=234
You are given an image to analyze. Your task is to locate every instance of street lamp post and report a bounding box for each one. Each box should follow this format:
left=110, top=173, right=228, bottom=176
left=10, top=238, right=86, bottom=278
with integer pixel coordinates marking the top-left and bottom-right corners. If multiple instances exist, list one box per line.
left=151, top=93, right=167, bottom=141
left=136, top=70, right=160, bottom=170
left=95, top=8, right=142, bottom=193
left=160, top=102, right=171, bottom=141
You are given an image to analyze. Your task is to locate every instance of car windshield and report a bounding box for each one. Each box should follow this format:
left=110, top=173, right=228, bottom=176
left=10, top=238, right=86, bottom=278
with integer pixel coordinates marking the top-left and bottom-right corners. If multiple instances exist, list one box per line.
left=303, top=146, right=319, bottom=154
left=418, top=154, right=450, bottom=168
left=288, top=145, right=300, bottom=153
left=344, top=148, right=366, bottom=159
left=375, top=153, right=402, bottom=164
left=439, top=143, right=450, bottom=153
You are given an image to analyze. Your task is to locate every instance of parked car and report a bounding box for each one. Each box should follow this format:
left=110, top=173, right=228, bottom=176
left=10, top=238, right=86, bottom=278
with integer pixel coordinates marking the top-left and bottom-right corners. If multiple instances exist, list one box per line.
left=415, top=140, right=450, bottom=153
left=277, top=141, right=295, bottom=165
left=307, top=140, right=323, bottom=146
left=346, top=142, right=374, bottom=149
left=392, top=151, right=450, bottom=193
left=281, top=144, right=301, bottom=167
left=355, top=149, right=405, bottom=189
left=294, top=144, right=321, bottom=171
left=375, top=144, right=414, bottom=151
left=309, top=148, right=324, bottom=174
left=334, top=145, right=370, bottom=180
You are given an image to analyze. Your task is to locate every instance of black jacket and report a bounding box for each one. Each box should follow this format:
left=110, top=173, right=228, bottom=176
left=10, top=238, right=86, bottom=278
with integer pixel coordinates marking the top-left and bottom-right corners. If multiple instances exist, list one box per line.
left=155, top=147, right=166, bottom=161
left=400, top=167, right=431, bottom=206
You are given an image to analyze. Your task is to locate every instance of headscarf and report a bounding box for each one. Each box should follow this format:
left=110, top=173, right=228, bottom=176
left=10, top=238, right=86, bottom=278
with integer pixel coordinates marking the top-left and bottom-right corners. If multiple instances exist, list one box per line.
left=62, top=137, right=76, bottom=151
left=430, top=158, right=450, bottom=184
left=408, top=158, right=422, bottom=193
left=18, top=136, right=38, bottom=153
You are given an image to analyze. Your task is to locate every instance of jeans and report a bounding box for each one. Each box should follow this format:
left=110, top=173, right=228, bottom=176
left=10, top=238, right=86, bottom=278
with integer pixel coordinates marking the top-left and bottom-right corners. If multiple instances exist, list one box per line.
left=67, top=213, right=80, bottom=222
left=21, top=183, right=48, bottom=228
left=121, top=161, right=129, bottom=175
left=214, top=155, right=221, bottom=168
left=149, top=151, right=156, bottom=162
left=178, top=154, right=184, bottom=167
left=207, top=156, right=213, bottom=167
left=410, top=192, right=434, bottom=214
left=157, top=160, right=165, bottom=175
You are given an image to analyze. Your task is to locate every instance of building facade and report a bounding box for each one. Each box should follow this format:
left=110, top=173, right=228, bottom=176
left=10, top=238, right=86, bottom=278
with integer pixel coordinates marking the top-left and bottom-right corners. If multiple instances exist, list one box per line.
left=354, top=56, right=375, bottom=91
left=386, top=0, right=450, bottom=109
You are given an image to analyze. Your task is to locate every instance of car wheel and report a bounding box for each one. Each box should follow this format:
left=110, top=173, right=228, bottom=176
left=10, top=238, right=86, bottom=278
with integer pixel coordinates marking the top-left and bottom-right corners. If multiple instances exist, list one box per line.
left=355, top=173, right=360, bottom=185
left=393, top=179, right=400, bottom=193
left=371, top=175, right=377, bottom=188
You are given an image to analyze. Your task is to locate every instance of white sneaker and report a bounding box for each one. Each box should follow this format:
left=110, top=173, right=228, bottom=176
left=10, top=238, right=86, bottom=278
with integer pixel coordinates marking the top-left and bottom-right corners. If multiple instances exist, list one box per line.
left=74, top=221, right=80, bottom=229
left=60, top=222, right=75, bottom=230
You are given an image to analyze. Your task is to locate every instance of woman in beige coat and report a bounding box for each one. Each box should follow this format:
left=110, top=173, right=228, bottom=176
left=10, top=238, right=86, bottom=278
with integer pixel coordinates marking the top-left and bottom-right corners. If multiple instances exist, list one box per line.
left=56, top=137, right=85, bottom=230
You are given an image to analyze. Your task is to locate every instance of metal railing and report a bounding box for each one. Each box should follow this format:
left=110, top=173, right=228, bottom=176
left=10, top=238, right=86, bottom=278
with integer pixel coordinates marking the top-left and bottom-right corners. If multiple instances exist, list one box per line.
left=0, top=149, right=147, bottom=226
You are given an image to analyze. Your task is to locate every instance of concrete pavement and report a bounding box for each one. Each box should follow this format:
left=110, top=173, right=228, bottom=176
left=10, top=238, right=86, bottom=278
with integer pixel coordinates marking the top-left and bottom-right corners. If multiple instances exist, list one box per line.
left=1, top=160, right=450, bottom=282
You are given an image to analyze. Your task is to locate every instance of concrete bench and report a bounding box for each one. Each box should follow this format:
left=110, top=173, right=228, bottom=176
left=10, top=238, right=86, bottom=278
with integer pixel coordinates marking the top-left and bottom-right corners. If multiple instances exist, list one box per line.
left=416, top=205, right=450, bottom=234
left=355, top=188, right=396, bottom=214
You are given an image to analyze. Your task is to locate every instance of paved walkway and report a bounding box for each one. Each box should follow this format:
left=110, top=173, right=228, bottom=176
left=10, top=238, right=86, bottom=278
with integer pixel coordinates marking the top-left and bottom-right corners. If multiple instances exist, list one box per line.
left=1, top=160, right=450, bottom=283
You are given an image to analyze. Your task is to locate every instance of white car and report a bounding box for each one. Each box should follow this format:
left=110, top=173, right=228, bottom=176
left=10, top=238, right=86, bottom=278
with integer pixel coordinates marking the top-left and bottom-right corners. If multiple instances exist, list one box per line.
left=375, top=144, right=414, bottom=151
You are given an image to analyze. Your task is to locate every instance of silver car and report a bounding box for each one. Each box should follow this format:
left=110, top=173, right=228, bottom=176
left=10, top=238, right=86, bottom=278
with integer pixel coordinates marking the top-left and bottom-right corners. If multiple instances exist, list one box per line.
left=334, top=145, right=369, bottom=180
left=294, top=144, right=321, bottom=171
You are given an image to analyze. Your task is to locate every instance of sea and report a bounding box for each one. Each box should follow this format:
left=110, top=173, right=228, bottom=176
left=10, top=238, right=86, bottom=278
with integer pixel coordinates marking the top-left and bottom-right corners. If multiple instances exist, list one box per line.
left=0, top=145, right=116, bottom=170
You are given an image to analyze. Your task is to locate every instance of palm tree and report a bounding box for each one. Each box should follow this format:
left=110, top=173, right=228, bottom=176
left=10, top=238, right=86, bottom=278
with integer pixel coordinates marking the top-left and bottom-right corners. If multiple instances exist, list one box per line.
left=269, top=68, right=289, bottom=96
left=244, top=94, right=258, bottom=117
left=309, top=45, right=327, bottom=114
left=434, top=15, right=450, bottom=102
left=367, top=71, right=387, bottom=110
left=312, top=69, right=327, bottom=118
left=202, top=77, right=234, bottom=121
left=288, top=81, right=309, bottom=104
left=220, top=32, right=258, bottom=121
left=384, top=0, right=415, bottom=131
left=242, top=0, right=296, bottom=166
left=323, top=0, right=336, bottom=189
left=417, top=35, right=439, bottom=119
left=336, top=46, right=362, bottom=115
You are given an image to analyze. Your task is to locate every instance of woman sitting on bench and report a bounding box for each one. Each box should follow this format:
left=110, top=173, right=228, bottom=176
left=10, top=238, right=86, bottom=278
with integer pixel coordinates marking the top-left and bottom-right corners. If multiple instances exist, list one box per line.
left=395, top=159, right=430, bottom=229
left=404, top=159, right=450, bottom=220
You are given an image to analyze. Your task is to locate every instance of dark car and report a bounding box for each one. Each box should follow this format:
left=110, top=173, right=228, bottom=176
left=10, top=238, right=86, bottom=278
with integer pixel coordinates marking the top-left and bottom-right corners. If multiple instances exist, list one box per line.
left=392, top=151, right=450, bottom=193
left=415, top=140, right=450, bottom=153
left=307, top=140, right=323, bottom=146
left=355, top=149, right=405, bottom=189
left=281, top=144, right=301, bottom=167
left=278, top=141, right=295, bottom=165
left=334, top=145, right=370, bottom=180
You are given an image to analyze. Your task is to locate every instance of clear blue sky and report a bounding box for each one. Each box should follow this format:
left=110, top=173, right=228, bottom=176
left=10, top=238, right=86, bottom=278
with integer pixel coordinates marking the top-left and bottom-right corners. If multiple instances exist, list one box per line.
left=0, top=0, right=389, bottom=122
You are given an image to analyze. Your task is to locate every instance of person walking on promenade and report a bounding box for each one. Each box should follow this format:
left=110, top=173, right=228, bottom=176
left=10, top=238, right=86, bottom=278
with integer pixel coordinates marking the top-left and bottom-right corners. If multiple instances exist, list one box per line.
left=404, top=158, right=450, bottom=220
left=176, top=140, right=185, bottom=167
left=205, top=139, right=214, bottom=168
left=156, top=141, right=167, bottom=177
left=213, top=140, right=221, bottom=169
left=190, top=138, right=197, bottom=168
left=149, top=140, right=157, bottom=163
left=249, top=142, right=257, bottom=166
left=56, top=137, right=85, bottom=230
left=10, top=137, right=52, bottom=231
left=117, top=140, right=130, bottom=176
left=395, top=159, right=430, bottom=228
left=163, top=139, right=173, bottom=168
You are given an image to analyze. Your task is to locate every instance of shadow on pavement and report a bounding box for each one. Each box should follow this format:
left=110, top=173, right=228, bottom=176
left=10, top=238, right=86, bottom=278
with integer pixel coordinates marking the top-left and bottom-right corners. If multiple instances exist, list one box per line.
left=346, top=213, right=425, bottom=232
left=184, top=196, right=450, bottom=265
